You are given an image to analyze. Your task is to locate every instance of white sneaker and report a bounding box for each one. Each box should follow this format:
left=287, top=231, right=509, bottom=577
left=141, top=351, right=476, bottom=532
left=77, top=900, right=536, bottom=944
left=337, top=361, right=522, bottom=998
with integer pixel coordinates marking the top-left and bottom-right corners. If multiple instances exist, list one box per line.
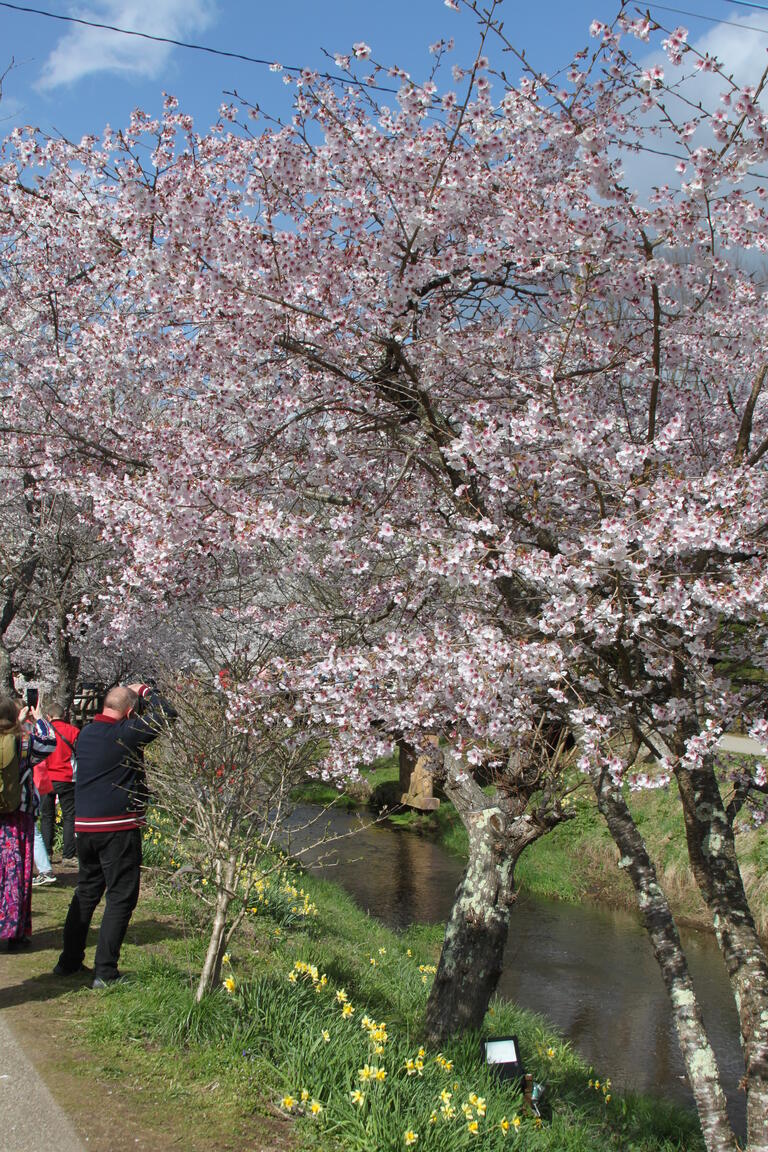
left=32, top=873, right=57, bottom=886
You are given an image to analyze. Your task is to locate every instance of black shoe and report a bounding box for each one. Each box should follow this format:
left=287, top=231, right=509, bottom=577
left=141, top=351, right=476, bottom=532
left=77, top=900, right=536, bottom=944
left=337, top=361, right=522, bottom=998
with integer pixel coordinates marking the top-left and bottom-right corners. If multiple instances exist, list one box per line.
left=53, top=961, right=90, bottom=976
left=92, top=973, right=127, bottom=989
left=6, top=936, right=32, bottom=952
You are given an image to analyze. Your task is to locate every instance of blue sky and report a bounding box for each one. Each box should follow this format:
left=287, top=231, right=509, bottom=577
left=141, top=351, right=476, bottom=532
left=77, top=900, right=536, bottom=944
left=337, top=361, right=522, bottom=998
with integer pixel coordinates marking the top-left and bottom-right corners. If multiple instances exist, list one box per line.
left=0, top=1, right=765, bottom=141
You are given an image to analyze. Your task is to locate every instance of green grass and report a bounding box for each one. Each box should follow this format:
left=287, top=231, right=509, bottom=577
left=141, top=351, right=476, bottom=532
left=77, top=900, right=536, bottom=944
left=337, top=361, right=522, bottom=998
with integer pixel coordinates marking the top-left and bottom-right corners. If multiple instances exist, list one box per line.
left=63, top=850, right=705, bottom=1152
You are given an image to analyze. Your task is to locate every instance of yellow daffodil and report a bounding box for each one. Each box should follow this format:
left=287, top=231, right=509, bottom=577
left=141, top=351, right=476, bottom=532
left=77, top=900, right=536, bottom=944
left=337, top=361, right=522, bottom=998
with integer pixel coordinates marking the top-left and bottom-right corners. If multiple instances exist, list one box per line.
left=417, top=1046, right=425, bottom=1059
left=370, top=957, right=377, bottom=966
left=321, top=1029, right=330, bottom=1043
left=429, top=1111, right=438, bottom=1125
left=350, top=1089, right=365, bottom=1107
left=404, top=1130, right=418, bottom=1146
left=222, top=976, right=236, bottom=994
left=222, top=953, right=231, bottom=966
left=500, top=1116, right=510, bottom=1134
left=309, top=1100, right=323, bottom=1116
left=374, top=1067, right=387, bottom=1082
left=359, top=1065, right=373, bottom=1082
left=512, top=1116, right=521, bottom=1130
left=605, top=1094, right=612, bottom=1103
left=406, top=948, right=412, bottom=957
left=341, top=1003, right=354, bottom=1018
left=467, top=1120, right=479, bottom=1136
left=440, top=1089, right=452, bottom=1105
left=440, top=1104, right=456, bottom=1120
left=547, top=1047, right=555, bottom=1058
left=378, top=947, right=386, bottom=955
left=335, top=989, right=348, bottom=1004
left=281, top=1095, right=296, bottom=1111
left=534, top=1117, right=543, bottom=1129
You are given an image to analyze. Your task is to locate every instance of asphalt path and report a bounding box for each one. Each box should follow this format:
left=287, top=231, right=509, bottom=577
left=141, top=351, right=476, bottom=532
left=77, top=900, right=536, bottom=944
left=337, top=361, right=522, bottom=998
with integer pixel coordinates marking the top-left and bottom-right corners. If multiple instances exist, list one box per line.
left=0, top=1008, right=85, bottom=1152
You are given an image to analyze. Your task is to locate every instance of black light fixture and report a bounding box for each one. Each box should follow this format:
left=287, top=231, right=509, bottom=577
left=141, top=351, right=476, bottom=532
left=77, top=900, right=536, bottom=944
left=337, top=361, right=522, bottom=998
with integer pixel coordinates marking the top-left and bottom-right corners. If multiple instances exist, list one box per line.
left=483, top=1034, right=523, bottom=1082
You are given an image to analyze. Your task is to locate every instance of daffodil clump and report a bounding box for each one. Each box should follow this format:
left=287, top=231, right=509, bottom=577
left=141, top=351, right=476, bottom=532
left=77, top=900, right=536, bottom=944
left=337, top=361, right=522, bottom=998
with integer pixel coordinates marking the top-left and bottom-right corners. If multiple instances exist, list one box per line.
left=247, top=872, right=319, bottom=928
left=142, top=807, right=181, bottom=867
left=266, top=950, right=539, bottom=1151
left=588, top=1076, right=612, bottom=1105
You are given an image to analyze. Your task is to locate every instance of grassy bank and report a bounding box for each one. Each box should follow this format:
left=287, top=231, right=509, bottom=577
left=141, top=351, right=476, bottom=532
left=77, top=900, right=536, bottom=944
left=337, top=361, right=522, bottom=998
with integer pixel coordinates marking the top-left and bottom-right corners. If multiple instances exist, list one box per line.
left=295, top=755, right=768, bottom=935
left=15, top=848, right=705, bottom=1152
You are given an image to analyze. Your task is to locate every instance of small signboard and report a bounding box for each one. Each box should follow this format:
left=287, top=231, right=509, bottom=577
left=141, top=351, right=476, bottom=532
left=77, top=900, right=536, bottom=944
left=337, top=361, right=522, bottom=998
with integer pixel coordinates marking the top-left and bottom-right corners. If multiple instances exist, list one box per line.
left=483, top=1035, right=523, bottom=1082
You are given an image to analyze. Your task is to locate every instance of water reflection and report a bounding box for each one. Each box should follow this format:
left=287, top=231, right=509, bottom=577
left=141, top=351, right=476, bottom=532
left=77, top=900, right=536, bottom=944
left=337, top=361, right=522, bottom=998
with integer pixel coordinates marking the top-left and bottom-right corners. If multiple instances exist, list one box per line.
left=291, top=806, right=745, bottom=1139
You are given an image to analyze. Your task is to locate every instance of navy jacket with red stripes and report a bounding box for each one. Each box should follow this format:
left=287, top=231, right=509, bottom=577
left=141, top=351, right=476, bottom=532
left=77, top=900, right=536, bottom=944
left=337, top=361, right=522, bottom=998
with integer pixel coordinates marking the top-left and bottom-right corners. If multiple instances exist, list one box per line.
left=74, top=687, right=176, bottom=834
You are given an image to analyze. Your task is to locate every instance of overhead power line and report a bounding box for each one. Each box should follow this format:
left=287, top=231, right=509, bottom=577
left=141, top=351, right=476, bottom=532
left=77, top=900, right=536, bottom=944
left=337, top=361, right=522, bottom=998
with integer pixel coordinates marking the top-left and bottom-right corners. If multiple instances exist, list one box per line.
left=644, top=1, right=768, bottom=35
left=726, top=0, right=768, bottom=13
left=0, top=0, right=398, bottom=91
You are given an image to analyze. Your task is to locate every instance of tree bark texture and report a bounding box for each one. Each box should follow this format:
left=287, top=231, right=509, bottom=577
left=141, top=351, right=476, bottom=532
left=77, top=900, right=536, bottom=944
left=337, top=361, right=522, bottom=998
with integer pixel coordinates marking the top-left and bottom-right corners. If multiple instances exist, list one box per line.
left=195, top=855, right=236, bottom=1002
left=674, top=755, right=768, bottom=1151
left=592, top=765, right=738, bottom=1152
left=424, top=750, right=547, bottom=1044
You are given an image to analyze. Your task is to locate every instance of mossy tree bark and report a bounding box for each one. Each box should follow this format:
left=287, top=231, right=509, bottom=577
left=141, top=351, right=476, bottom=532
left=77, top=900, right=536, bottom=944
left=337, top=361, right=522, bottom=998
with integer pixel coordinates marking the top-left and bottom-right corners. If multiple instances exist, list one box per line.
left=424, top=748, right=564, bottom=1044
left=673, top=741, right=768, bottom=1152
left=592, top=762, right=738, bottom=1152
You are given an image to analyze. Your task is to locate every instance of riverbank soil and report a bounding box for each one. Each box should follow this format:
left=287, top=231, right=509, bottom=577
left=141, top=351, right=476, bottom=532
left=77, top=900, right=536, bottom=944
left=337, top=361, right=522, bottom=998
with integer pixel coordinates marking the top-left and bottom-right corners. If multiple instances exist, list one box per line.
left=0, top=876, right=294, bottom=1152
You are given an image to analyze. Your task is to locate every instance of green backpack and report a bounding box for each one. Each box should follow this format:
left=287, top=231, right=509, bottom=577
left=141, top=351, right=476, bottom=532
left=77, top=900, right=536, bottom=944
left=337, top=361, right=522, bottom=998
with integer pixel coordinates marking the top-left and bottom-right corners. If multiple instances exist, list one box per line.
left=0, top=733, right=21, bottom=814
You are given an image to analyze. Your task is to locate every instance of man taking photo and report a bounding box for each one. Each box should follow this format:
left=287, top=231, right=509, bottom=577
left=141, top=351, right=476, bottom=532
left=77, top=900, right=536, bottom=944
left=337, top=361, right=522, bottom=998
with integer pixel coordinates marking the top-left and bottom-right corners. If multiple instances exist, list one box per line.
left=54, top=682, right=176, bottom=987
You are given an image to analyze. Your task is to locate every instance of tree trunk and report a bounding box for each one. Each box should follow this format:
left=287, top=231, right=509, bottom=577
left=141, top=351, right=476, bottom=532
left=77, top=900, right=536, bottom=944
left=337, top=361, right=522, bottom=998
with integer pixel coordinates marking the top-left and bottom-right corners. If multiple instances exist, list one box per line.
left=195, top=855, right=236, bottom=1002
left=592, top=764, right=738, bottom=1152
left=674, top=754, right=768, bottom=1151
left=424, top=805, right=514, bottom=1043
left=424, top=750, right=545, bottom=1044
left=0, top=643, right=14, bottom=694
left=53, top=617, right=80, bottom=713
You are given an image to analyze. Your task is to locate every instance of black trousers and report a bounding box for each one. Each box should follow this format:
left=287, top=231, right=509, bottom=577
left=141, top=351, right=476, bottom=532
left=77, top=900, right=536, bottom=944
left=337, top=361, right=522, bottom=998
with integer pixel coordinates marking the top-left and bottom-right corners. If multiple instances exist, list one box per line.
left=40, top=782, right=76, bottom=859
left=57, top=827, right=142, bottom=979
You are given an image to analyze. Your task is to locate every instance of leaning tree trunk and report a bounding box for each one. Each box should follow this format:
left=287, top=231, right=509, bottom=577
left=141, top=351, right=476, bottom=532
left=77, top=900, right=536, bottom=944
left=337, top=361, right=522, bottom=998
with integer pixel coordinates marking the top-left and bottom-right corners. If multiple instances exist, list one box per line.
left=196, top=854, right=237, bottom=1002
left=424, top=750, right=549, bottom=1044
left=592, top=763, right=738, bottom=1152
left=674, top=751, right=768, bottom=1152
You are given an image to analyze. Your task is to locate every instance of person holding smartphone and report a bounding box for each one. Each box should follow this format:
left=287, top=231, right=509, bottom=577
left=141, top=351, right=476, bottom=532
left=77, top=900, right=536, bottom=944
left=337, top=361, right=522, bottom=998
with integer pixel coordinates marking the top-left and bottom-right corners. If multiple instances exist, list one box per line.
left=0, top=695, right=56, bottom=949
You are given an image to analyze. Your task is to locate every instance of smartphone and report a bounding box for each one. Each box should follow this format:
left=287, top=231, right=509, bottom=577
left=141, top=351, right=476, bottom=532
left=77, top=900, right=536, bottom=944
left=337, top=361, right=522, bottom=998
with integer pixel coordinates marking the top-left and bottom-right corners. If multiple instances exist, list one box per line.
left=26, top=687, right=39, bottom=709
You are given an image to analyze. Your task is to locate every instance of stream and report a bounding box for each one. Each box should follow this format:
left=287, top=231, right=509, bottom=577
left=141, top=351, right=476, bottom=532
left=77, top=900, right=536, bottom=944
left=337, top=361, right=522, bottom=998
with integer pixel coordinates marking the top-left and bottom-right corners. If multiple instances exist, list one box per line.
left=291, top=805, right=746, bottom=1138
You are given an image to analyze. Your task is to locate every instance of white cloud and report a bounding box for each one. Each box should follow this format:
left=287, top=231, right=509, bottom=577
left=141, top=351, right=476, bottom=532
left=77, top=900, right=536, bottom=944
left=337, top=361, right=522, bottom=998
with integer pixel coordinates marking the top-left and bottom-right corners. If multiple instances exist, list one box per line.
left=619, top=13, right=768, bottom=195
left=37, top=1, right=217, bottom=89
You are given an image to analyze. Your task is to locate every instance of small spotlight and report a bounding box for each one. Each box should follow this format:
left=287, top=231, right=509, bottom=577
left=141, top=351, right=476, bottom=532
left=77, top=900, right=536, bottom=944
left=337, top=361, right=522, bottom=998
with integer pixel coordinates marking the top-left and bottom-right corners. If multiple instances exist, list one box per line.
left=483, top=1034, right=523, bottom=1082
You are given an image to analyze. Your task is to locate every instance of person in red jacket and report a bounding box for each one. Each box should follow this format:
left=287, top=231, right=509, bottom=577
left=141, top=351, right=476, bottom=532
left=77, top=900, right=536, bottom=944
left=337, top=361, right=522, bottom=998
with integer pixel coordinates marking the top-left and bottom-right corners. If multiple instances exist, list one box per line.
left=39, top=707, right=79, bottom=868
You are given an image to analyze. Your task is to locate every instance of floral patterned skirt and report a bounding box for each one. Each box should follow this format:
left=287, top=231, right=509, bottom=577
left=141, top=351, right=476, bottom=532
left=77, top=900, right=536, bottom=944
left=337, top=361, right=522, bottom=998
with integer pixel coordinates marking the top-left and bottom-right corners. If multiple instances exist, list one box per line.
left=0, top=810, right=33, bottom=941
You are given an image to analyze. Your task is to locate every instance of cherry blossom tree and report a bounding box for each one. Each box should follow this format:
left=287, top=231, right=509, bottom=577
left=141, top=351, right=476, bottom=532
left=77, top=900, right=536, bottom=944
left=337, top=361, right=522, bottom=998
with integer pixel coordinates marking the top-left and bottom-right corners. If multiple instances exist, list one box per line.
left=2, top=2, right=768, bottom=1146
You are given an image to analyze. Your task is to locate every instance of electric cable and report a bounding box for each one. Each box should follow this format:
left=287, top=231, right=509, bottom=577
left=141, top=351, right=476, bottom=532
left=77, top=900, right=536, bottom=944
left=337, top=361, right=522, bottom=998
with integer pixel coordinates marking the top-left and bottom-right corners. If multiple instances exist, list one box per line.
left=725, top=0, right=768, bottom=13
left=643, top=1, right=768, bottom=34
left=0, top=0, right=399, bottom=92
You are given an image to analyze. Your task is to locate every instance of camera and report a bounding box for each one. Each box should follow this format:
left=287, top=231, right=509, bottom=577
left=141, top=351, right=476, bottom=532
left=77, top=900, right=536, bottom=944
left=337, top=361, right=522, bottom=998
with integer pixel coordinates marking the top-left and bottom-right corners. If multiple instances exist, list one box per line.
left=26, top=687, right=39, bottom=709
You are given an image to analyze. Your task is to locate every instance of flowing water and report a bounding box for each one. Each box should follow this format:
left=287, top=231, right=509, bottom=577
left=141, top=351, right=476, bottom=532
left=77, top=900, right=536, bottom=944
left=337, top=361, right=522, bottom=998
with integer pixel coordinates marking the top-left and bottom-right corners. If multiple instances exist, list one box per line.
left=291, top=806, right=745, bottom=1137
